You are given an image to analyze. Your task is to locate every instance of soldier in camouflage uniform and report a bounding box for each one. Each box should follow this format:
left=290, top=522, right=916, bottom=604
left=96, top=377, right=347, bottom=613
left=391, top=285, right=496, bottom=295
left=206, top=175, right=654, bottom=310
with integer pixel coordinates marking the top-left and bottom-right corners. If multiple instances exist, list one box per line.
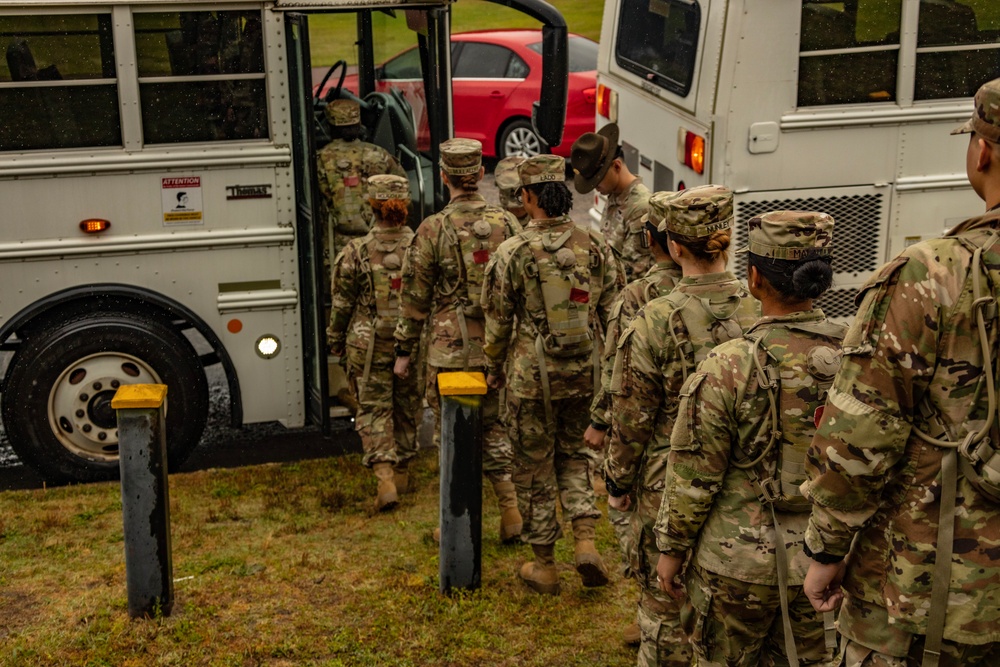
left=606, top=185, right=759, bottom=666
left=482, top=154, right=620, bottom=594
left=316, top=99, right=406, bottom=266
left=571, top=122, right=661, bottom=282
left=494, top=156, right=531, bottom=228
left=654, top=211, right=843, bottom=667
left=584, top=195, right=683, bottom=646
left=393, top=138, right=523, bottom=543
left=328, top=175, right=419, bottom=512
left=801, top=78, right=1000, bottom=667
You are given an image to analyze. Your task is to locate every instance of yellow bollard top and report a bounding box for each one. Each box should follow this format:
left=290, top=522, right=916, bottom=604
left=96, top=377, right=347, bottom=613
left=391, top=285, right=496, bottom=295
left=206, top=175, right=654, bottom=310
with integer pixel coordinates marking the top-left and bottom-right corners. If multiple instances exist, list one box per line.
left=111, top=384, right=168, bottom=409
left=437, top=371, right=488, bottom=396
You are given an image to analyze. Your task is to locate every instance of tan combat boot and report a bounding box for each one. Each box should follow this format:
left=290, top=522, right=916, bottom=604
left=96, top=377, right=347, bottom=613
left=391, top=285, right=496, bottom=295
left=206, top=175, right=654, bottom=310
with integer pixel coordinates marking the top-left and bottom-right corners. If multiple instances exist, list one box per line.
left=372, top=462, right=398, bottom=512
left=393, top=460, right=410, bottom=495
left=519, top=543, right=560, bottom=595
left=572, top=517, right=610, bottom=587
left=492, top=480, right=523, bottom=544
left=622, top=621, right=641, bottom=646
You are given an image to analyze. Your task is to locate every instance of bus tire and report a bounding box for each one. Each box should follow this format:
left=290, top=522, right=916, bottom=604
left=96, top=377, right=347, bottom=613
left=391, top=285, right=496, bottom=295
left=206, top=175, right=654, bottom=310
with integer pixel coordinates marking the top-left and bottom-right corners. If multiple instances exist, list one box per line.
left=498, top=119, right=546, bottom=159
left=2, top=311, right=209, bottom=484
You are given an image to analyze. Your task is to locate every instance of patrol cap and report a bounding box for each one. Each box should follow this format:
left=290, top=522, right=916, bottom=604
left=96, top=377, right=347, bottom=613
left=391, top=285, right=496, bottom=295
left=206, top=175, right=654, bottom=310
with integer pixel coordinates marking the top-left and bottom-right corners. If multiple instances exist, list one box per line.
left=952, top=78, right=1000, bottom=143
left=368, top=174, right=410, bottom=201
left=656, top=184, right=734, bottom=237
left=440, top=138, right=482, bottom=175
left=738, top=210, right=834, bottom=260
left=639, top=190, right=677, bottom=228
left=517, top=154, right=565, bottom=191
left=495, top=156, right=526, bottom=208
left=326, top=99, right=361, bottom=127
left=570, top=122, right=620, bottom=194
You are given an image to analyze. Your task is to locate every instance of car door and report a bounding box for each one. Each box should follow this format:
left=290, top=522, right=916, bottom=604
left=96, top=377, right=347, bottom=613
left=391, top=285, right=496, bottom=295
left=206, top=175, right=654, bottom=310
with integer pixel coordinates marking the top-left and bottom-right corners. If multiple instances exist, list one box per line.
left=451, top=41, right=530, bottom=153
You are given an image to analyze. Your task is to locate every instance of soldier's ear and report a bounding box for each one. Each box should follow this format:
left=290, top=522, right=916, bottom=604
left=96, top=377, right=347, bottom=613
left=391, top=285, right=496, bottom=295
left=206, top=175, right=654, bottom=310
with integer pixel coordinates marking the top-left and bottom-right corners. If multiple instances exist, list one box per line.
left=977, top=137, right=994, bottom=173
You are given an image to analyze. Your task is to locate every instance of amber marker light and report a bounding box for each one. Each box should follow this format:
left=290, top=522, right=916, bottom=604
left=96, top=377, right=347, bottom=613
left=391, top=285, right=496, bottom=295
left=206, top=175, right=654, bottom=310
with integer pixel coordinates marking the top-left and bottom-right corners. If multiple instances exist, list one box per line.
left=80, top=218, right=111, bottom=233
left=677, top=129, right=706, bottom=175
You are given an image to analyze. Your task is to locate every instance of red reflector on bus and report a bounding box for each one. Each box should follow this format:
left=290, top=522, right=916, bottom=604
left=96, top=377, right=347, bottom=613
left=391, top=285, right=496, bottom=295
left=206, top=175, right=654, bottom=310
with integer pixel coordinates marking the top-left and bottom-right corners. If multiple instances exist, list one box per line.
left=80, top=218, right=110, bottom=233
left=596, top=84, right=616, bottom=120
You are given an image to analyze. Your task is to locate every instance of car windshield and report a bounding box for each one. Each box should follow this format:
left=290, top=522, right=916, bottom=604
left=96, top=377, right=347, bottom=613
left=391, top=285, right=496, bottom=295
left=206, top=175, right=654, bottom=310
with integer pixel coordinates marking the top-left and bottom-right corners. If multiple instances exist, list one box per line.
left=528, top=35, right=598, bottom=73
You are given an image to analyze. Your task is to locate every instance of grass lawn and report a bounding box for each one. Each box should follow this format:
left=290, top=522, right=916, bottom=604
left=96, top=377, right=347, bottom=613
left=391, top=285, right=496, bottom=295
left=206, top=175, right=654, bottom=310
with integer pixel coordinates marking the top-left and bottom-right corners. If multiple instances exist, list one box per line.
left=0, top=449, right=638, bottom=666
left=309, top=1, right=605, bottom=68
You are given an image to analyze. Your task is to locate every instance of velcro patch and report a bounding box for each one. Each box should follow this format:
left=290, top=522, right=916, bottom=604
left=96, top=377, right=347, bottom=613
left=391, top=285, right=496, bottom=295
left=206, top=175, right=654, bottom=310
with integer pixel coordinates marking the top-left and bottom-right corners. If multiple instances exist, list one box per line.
left=391, top=278, right=402, bottom=290
left=473, top=249, right=490, bottom=264
left=570, top=288, right=590, bottom=304
left=343, top=175, right=360, bottom=187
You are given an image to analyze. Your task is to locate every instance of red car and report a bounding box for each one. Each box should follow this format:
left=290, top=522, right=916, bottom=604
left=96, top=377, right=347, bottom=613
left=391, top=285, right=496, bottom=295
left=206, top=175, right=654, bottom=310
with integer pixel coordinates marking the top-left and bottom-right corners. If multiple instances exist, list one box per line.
left=329, top=30, right=597, bottom=158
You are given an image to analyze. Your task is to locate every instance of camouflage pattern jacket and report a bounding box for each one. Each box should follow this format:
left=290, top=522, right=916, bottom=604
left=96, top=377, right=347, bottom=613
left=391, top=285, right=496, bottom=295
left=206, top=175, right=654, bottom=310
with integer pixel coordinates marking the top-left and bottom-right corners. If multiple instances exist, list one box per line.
left=589, top=259, right=682, bottom=429
left=655, top=310, right=843, bottom=586
left=602, top=179, right=653, bottom=283
left=328, top=225, right=414, bottom=366
left=802, top=210, right=1000, bottom=646
left=482, top=216, right=619, bottom=400
left=316, top=138, right=405, bottom=236
left=394, top=193, right=520, bottom=369
left=606, top=272, right=759, bottom=521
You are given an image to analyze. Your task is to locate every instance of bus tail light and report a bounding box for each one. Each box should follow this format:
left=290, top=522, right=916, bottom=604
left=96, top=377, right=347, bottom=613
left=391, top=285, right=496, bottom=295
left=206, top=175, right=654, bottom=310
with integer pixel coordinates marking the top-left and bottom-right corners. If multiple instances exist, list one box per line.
left=597, top=84, right=618, bottom=122
left=677, top=129, right=705, bottom=175
left=80, top=218, right=111, bottom=234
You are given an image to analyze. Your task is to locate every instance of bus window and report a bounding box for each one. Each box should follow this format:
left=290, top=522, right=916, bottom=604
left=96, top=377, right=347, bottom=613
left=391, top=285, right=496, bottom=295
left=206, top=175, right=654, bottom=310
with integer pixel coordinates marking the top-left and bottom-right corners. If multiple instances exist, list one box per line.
left=134, top=10, right=267, bottom=144
left=614, top=0, right=701, bottom=97
left=915, top=0, right=1000, bottom=100
left=798, top=0, right=902, bottom=106
left=0, top=13, right=119, bottom=151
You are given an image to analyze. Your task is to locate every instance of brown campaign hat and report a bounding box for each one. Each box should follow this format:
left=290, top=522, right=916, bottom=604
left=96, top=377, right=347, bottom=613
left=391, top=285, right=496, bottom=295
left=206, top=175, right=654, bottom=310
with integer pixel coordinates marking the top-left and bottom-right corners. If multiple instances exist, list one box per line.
left=570, top=123, right=620, bottom=194
left=952, top=78, right=1000, bottom=143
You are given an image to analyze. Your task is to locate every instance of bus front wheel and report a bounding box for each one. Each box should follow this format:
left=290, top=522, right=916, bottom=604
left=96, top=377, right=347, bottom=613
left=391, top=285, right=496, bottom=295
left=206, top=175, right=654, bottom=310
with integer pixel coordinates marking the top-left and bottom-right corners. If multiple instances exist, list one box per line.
left=2, top=311, right=209, bottom=484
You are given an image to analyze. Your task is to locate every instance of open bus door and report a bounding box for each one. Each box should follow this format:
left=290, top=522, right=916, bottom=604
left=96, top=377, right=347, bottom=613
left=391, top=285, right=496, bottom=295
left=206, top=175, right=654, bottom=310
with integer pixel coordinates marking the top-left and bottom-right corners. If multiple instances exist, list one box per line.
left=285, top=12, right=330, bottom=434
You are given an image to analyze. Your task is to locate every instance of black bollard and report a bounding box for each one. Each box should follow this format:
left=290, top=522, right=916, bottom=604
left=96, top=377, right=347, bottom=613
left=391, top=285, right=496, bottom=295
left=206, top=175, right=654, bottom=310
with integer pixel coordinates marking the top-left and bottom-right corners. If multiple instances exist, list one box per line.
left=437, top=371, right=485, bottom=593
left=112, top=384, right=173, bottom=618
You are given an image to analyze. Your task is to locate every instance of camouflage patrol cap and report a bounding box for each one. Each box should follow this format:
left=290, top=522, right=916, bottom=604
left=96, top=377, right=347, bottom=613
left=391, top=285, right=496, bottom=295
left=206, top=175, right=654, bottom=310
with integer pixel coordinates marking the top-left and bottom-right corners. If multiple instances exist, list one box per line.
left=440, top=138, right=483, bottom=175
left=952, top=78, right=1000, bottom=143
left=367, top=174, right=410, bottom=201
left=495, top=156, right=526, bottom=208
left=640, top=190, right=677, bottom=228
left=739, top=210, right=834, bottom=260
left=326, top=99, right=361, bottom=127
left=517, top=154, right=565, bottom=190
left=656, top=184, right=734, bottom=237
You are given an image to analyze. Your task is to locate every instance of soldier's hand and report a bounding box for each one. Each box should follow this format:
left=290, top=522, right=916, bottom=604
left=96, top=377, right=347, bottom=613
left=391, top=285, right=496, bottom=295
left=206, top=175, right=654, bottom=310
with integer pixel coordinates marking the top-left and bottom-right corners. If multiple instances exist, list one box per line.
left=583, top=424, right=608, bottom=451
left=656, top=553, right=686, bottom=599
left=486, top=372, right=505, bottom=390
left=607, top=493, right=631, bottom=511
left=803, top=559, right=846, bottom=613
left=394, top=356, right=410, bottom=380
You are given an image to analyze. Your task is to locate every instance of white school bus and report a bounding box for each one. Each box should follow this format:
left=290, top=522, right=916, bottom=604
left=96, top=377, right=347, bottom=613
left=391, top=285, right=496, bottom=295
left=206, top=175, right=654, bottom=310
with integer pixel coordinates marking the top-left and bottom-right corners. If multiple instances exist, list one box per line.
left=0, top=0, right=569, bottom=483
left=595, top=0, right=999, bottom=318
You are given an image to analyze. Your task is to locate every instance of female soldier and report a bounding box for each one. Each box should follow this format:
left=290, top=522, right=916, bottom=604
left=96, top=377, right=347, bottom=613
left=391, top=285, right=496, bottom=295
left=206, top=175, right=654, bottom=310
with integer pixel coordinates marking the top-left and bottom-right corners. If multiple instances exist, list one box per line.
left=655, top=211, right=843, bottom=666
left=328, top=174, right=419, bottom=512
left=605, top=185, right=760, bottom=667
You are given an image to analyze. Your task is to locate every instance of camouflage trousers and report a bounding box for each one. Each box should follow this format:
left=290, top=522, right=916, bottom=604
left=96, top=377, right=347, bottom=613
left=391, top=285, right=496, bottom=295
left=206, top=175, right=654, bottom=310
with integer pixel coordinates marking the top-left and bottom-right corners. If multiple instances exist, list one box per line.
left=684, top=564, right=835, bottom=667
left=842, top=638, right=1000, bottom=667
left=633, top=515, right=692, bottom=667
left=592, top=448, right=636, bottom=571
left=347, top=353, right=421, bottom=468
left=506, top=394, right=600, bottom=545
left=426, top=365, right=512, bottom=483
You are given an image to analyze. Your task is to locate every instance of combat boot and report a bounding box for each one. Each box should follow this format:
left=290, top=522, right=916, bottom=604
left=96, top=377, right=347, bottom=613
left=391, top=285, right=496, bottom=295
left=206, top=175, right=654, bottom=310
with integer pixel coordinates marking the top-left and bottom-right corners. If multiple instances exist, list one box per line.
left=519, top=543, right=560, bottom=595
left=492, top=480, right=522, bottom=543
left=372, top=462, right=398, bottom=512
left=622, top=622, right=641, bottom=646
left=572, top=517, right=610, bottom=587
left=393, top=459, right=410, bottom=495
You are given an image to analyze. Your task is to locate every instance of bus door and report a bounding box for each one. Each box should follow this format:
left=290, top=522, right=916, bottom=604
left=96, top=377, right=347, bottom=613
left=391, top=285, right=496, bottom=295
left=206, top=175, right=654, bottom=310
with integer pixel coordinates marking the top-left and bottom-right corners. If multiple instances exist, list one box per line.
left=285, top=12, right=330, bottom=434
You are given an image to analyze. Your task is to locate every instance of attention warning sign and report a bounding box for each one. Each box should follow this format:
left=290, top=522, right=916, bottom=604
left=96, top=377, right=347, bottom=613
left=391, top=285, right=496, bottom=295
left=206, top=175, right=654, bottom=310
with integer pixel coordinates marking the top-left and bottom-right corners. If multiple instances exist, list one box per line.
left=161, top=176, right=204, bottom=225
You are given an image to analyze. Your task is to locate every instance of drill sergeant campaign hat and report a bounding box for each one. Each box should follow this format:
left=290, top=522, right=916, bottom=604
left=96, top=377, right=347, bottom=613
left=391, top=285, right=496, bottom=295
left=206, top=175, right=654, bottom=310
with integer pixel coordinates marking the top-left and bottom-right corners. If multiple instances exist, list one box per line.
left=737, top=210, right=835, bottom=260
left=656, top=184, right=734, bottom=238
left=516, top=154, right=565, bottom=193
left=952, top=77, right=1000, bottom=143
left=439, top=138, right=483, bottom=175
left=367, top=174, right=411, bottom=201
left=570, top=122, right=620, bottom=194
left=325, top=99, right=361, bottom=127
left=495, top=155, right=526, bottom=208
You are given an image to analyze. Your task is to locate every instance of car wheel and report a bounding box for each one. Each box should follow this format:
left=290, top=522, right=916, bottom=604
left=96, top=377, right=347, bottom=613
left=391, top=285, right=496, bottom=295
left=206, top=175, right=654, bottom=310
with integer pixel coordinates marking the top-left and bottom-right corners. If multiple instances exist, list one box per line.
left=499, top=119, right=546, bottom=158
left=2, top=311, right=209, bottom=484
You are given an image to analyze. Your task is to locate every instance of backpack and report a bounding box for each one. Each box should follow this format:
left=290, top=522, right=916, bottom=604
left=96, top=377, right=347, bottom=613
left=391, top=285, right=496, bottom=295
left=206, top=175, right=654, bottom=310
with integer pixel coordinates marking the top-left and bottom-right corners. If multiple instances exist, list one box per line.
left=438, top=205, right=511, bottom=319
left=323, top=145, right=370, bottom=235
left=357, top=228, right=412, bottom=339
left=662, top=286, right=753, bottom=380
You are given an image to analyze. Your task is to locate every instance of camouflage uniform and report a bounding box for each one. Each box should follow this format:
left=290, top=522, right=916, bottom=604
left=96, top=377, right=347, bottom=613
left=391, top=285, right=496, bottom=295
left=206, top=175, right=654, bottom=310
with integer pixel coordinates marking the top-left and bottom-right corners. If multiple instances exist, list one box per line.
left=602, top=178, right=655, bottom=282
left=494, top=155, right=531, bottom=228
left=328, top=175, right=419, bottom=469
left=316, top=99, right=406, bottom=265
left=394, top=139, right=521, bottom=490
left=656, top=212, right=842, bottom=667
left=607, top=186, right=759, bottom=667
left=482, top=154, right=620, bottom=548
